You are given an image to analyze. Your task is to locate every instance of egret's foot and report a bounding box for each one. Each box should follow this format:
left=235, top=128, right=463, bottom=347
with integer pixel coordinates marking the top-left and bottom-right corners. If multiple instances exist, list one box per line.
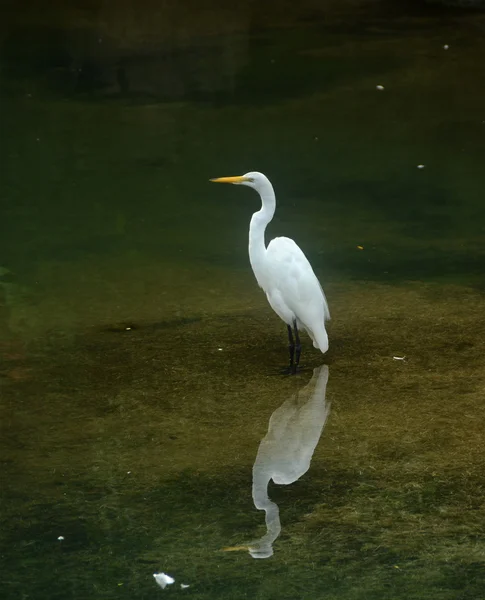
left=269, top=366, right=295, bottom=376
left=279, top=364, right=305, bottom=376
left=280, top=365, right=294, bottom=375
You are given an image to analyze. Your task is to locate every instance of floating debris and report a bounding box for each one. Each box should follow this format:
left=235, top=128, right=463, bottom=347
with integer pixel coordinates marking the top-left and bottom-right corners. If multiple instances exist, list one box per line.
left=393, top=356, right=406, bottom=361
left=417, top=164, right=426, bottom=169
left=102, top=322, right=138, bottom=333
left=443, top=44, right=449, bottom=50
left=57, top=536, right=65, bottom=541
left=376, top=85, right=385, bottom=91
left=153, top=573, right=175, bottom=590
left=180, top=584, right=190, bottom=589
left=357, top=245, right=364, bottom=250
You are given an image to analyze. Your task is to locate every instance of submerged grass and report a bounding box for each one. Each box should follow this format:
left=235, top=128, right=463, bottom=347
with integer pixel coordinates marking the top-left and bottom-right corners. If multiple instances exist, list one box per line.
left=1, top=270, right=484, bottom=598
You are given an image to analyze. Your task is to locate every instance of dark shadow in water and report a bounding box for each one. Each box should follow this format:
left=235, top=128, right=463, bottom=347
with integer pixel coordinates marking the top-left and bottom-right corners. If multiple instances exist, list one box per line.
left=1, top=23, right=405, bottom=106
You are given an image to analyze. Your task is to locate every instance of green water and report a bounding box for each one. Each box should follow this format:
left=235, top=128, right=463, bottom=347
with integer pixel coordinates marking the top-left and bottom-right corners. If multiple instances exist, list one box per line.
left=1, top=3, right=485, bottom=599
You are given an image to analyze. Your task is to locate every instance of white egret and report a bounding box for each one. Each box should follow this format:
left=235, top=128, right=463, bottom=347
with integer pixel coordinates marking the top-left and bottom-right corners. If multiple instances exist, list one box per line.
left=210, top=172, right=330, bottom=372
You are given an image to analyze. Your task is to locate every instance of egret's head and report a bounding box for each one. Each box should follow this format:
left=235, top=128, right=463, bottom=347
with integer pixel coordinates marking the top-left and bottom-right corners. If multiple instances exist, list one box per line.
left=210, top=171, right=268, bottom=191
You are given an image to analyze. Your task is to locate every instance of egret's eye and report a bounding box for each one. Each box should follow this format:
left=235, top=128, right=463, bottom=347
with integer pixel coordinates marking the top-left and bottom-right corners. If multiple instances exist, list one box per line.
left=247, top=178, right=255, bottom=183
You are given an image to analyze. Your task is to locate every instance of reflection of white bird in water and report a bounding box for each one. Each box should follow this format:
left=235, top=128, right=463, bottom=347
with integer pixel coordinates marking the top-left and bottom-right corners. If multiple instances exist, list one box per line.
left=224, top=365, right=330, bottom=559
left=210, top=172, right=330, bottom=373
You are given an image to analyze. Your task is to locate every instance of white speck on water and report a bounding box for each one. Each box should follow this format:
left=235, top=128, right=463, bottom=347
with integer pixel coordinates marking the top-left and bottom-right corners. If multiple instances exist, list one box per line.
left=376, top=85, right=384, bottom=91
left=218, top=348, right=223, bottom=351
left=393, top=356, right=406, bottom=361
left=57, top=536, right=65, bottom=541
left=417, top=164, right=426, bottom=169
left=153, top=573, right=175, bottom=589
left=181, top=584, right=190, bottom=589
left=443, top=44, right=449, bottom=50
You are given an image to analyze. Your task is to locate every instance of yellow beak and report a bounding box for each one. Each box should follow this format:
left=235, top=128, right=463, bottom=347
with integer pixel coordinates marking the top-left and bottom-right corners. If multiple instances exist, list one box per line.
left=209, top=175, right=248, bottom=184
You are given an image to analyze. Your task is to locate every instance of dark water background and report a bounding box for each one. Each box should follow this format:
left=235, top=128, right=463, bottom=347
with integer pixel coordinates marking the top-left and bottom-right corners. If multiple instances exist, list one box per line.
left=1, top=1, right=485, bottom=598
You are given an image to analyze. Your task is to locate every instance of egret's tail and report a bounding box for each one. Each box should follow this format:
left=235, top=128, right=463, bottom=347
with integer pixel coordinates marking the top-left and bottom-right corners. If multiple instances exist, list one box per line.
left=312, top=327, right=329, bottom=354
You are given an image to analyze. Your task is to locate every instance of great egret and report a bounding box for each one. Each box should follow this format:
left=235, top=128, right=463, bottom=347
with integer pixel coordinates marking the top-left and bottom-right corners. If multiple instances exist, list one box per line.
left=210, top=172, right=330, bottom=372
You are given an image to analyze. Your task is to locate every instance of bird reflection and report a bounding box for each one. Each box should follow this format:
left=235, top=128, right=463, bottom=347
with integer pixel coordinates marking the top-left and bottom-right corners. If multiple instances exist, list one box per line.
left=225, top=365, right=330, bottom=559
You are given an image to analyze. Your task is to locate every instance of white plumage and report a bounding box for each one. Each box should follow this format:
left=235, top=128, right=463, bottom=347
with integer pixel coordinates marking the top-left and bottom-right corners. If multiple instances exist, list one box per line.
left=265, top=236, right=330, bottom=351
left=211, top=171, right=330, bottom=370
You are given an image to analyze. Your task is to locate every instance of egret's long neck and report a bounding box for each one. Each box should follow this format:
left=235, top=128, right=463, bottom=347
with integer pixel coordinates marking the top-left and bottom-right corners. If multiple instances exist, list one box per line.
left=251, top=460, right=282, bottom=557
left=248, top=180, right=276, bottom=281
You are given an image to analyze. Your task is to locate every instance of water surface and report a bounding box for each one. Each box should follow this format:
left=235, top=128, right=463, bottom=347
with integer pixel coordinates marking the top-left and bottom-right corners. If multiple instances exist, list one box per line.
left=1, top=3, right=485, bottom=599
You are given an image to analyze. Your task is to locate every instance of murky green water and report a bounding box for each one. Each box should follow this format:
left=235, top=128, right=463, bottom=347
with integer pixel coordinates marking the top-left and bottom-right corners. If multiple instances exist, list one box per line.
left=1, top=3, right=485, bottom=599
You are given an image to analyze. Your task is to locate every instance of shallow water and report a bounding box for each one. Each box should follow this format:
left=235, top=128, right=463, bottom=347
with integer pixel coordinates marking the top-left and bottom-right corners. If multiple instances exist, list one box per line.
left=1, top=3, right=485, bottom=599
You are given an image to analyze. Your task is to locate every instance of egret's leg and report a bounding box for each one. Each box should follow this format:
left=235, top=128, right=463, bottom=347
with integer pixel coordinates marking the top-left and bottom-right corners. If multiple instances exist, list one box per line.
left=293, top=321, right=302, bottom=372
left=287, top=325, right=295, bottom=368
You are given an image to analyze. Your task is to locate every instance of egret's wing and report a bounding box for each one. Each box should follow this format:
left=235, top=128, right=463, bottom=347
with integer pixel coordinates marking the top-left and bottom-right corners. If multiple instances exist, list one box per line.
left=317, top=279, right=331, bottom=321
left=266, top=237, right=330, bottom=321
